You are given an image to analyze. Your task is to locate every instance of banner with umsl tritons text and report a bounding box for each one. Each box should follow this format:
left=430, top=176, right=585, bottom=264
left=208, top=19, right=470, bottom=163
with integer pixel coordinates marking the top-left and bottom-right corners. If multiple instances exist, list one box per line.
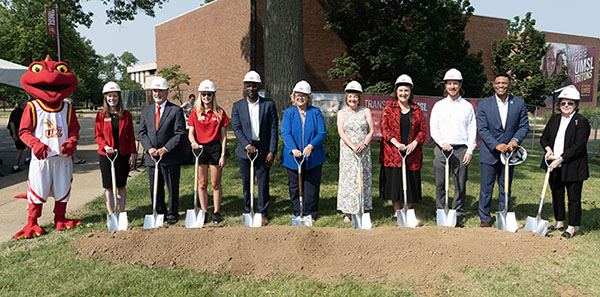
left=541, top=42, right=596, bottom=102
left=312, top=93, right=480, bottom=144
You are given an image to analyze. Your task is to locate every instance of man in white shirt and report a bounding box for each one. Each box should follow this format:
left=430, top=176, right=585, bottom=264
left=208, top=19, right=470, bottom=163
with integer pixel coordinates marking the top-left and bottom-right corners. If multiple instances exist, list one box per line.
left=476, top=73, right=529, bottom=227
left=430, top=68, right=477, bottom=226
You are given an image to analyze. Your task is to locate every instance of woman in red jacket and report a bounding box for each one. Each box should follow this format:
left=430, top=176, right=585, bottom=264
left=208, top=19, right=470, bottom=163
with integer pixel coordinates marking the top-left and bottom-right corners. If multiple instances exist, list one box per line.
left=380, top=74, right=427, bottom=221
left=94, top=82, right=136, bottom=217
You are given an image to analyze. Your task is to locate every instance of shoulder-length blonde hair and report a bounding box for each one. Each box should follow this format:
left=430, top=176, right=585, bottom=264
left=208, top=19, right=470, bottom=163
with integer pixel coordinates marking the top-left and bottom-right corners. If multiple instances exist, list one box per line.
left=102, top=92, right=124, bottom=119
left=194, top=92, right=222, bottom=120
left=289, top=91, right=313, bottom=106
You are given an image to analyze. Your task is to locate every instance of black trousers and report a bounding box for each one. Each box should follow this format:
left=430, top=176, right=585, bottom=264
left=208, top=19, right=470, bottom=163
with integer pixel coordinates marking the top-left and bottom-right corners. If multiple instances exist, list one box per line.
left=549, top=167, right=583, bottom=226
left=147, top=163, right=181, bottom=219
left=238, top=155, right=270, bottom=217
left=287, top=164, right=322, bottom=220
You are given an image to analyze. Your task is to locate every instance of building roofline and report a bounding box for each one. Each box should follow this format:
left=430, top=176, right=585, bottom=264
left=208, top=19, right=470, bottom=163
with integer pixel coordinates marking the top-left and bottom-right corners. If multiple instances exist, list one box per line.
left=155, top=0, right=219, bottom=27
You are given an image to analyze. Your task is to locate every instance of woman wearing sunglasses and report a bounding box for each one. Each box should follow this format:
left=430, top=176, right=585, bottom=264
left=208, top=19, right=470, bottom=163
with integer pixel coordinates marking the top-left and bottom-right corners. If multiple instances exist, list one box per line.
left=540, top=86, right=590, bottom=238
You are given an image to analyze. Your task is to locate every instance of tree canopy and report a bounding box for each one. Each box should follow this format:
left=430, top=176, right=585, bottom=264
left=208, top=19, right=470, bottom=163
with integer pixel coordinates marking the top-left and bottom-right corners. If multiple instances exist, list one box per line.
left=485, top=12, right=566, bottom=106
left=321, top=0, right=486, bottom=97
left=158, top=64, right=190, bottom=102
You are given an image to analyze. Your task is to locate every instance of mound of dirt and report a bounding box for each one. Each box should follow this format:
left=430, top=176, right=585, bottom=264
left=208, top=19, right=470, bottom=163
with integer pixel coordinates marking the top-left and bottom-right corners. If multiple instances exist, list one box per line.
left=72, top=226, right=569, bottom=283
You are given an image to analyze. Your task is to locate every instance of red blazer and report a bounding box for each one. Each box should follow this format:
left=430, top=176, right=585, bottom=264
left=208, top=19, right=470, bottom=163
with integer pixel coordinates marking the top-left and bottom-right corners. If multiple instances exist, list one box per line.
left=379, top=101, right=427, bottom=170
left=94, top=110, right=136, bottom=155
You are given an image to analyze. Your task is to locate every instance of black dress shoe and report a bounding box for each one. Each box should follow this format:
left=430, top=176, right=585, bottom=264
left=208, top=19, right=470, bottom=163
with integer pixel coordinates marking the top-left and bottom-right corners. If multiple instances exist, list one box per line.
left=549, top=225, right=565, bottom=231
left=166, top=216, right=178, bottom=225
left=561, top=231, right=575, bottom=238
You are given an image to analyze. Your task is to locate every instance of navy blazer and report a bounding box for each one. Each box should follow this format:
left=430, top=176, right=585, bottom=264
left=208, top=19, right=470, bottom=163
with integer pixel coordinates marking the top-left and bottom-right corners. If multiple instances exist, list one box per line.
left=477, top=94, right=529, bottom=165
left=231, top=96, right=279, bottom=159
left=281, top=105, right=327, bottom=170
left=138, top=101, right=186, bottom=166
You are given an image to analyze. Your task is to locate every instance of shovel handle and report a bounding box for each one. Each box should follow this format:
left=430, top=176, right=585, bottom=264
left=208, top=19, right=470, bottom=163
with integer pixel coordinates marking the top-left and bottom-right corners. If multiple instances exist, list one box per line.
left=152, top=156, right=162, bottom=216
left=249, top=150, right=257, bottom=214
left=294, top=156, right=305, bottom=216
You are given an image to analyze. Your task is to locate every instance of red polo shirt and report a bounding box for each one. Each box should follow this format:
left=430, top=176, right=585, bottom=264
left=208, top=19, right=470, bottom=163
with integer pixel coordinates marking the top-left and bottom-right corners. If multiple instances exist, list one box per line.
left=188, top=108, right=229, bottom=144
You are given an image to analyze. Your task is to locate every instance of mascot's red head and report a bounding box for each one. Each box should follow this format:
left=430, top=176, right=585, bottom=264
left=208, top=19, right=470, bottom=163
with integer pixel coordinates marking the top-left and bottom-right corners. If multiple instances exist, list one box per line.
left=20, top=55, right=78, bottom=104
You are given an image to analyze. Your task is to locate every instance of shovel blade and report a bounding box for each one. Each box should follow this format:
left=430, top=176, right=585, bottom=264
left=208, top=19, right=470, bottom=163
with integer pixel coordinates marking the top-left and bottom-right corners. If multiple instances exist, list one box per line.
left=496, top=211, right=518, bottom=232
left=397, top=209, right=417, bottom=228
left=351, top=213, right=372, bottom=230
left=185, top=209, right=205, bottom=228
left=292, top=215, right=313, bottom=226
left=107, top=213, right=118, bottom=231
left=524, top=216, right=549, bottom=236
left=242, top=213, right=262, bottom=227
left=436, top=209, right=457, bottom=227
left=117, top=212, right=128, bottom=231
left=143, top=214, right=164, bottom=229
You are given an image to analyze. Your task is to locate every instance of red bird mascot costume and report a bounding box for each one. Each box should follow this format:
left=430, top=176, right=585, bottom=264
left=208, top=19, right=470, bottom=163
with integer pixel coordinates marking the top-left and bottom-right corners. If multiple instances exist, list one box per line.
left=15, top=55, right=81, bottom=239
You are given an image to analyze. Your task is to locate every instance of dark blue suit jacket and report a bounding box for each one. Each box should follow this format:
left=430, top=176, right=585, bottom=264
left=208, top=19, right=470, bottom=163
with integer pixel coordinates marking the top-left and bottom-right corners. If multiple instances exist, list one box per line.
left=477, top=94, right=529, bottom=165
left=138, top=101, right=186, bottom=166
left=231, top=96, right=279, bottom=160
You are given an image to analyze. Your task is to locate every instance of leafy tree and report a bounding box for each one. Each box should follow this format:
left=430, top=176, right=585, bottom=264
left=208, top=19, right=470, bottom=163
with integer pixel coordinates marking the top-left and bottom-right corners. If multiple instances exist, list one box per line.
left=157, top=64, right=190, bottom=102
left=320, top=0, right=486, bottom=97
left=99, top=51, right=142, bottom=90
left=485, top=12, right=566, bottom=106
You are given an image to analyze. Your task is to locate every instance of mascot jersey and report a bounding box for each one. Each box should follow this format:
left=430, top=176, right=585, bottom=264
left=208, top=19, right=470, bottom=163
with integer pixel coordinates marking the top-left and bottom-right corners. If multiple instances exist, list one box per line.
left=27, top=100, right=72, bottom=160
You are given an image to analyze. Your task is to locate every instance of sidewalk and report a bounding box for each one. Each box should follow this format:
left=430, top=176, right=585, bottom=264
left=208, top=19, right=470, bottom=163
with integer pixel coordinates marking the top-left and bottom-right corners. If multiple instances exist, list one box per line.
left=0, top=111, right=142, bottom=243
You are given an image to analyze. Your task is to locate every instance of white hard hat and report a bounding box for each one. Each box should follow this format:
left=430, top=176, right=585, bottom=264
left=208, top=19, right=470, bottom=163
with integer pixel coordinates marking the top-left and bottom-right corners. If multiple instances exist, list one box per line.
left=443, top=68, right=463, bottom=81
left=243, top=71, right=261, bottom=83
left=394, top=74, right=414, bottom=87
left=500, top=146, right=528, bottom=166
left=150, top=77, right=169, bottom=90
left=558, top=85, right=580, bottom=101
left=198, top=79, right=216, bottom=92
left=102, top=81, right=121, bottom=94
left=293, top=80, right=311, bottom=94
left=344, top=80, right=363, bottom=93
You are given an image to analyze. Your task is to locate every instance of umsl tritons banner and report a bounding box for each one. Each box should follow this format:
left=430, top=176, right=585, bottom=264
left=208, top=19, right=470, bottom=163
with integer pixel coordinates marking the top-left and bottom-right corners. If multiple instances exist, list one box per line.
left=364, top=95, right=479, bottom=145
left=541, top=42, right=596, bottom=102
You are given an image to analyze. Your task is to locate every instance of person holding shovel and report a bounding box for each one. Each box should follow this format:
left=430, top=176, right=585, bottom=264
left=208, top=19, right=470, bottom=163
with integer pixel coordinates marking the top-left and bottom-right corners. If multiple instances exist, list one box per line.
left=337, top=81, right=374, bottom=223
left=429, top=68, right=477, bottom=227
left=95, top=82, right=136, bottom=219
left=540, top=86, right=590, bottom=238
left=476, top=73, right=529, bottom=228
left=281, top=80, right=327, bottom=222
left=380, top=74, right=427, bottom=221
left=188, top=79, right=229, bottom=224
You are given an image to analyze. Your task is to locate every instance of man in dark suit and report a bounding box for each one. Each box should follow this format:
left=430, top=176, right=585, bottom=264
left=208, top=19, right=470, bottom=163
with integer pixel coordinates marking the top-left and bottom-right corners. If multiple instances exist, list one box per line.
left=231, top=71, right=278, bottom=225
left=138, top=77, right=186, bottom=225
left=476, top=73, right=529, bottom=227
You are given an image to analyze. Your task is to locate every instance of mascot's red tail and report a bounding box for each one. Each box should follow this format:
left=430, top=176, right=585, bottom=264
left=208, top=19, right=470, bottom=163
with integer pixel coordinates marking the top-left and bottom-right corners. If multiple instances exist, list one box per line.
left=14, top=193, right=27, bottom=199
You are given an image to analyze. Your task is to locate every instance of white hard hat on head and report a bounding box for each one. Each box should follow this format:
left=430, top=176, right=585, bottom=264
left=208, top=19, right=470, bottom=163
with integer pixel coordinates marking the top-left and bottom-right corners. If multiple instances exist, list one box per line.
left=394, top=74, right=414, bottom=87
left=198, top=80, right=217, bottom=92
left=558, top=85, right=580, bottom=101
left=102, top=81, right=121, bottom=94
left=243, top=71, right=262, bottom=83
left=344, top=80, right=363, bottom=93
left=443, top=68, right=463, bottom=81
left=293, top=80, right=311, bottom=94
left=150, top=77, right=169, bottom=90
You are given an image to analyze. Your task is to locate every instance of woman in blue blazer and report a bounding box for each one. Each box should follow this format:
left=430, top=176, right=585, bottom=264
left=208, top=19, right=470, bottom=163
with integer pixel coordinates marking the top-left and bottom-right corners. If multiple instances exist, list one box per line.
left=281, top=80, right=327, bottom=221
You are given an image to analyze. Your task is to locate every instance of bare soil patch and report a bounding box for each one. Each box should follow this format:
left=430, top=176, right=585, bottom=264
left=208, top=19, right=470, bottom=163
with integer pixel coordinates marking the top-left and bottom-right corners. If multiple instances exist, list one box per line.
left=72, top=225, right=569, bottom=283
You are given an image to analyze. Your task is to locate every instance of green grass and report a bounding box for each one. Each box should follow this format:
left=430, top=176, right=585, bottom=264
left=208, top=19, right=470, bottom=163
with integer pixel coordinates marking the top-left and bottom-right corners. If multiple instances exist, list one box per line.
left=1, top=142, right=600, bottom=296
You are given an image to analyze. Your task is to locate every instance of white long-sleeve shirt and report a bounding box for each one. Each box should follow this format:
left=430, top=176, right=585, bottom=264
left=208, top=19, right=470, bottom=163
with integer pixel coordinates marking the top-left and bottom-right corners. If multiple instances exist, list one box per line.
left=429, top=96, right=477, bottom=154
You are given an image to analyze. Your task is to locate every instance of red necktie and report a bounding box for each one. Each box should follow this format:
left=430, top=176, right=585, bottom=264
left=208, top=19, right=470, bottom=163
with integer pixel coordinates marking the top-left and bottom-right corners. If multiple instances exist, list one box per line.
left=155, top=105, right=160, bottom=131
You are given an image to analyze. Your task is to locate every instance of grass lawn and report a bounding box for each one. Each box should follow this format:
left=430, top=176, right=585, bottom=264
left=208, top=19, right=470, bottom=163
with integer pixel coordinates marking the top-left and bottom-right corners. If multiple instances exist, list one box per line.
left=1, top=142, right=600, bottom=296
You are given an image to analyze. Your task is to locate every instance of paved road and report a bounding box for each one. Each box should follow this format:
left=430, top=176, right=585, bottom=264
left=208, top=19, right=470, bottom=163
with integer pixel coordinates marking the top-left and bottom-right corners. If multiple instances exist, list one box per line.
left=0, top=110, right=142, bottom=243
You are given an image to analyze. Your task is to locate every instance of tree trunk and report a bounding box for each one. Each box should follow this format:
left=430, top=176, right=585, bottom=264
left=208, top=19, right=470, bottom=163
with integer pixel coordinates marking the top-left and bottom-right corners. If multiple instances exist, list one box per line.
left=262, top=0, right=305, bottom=113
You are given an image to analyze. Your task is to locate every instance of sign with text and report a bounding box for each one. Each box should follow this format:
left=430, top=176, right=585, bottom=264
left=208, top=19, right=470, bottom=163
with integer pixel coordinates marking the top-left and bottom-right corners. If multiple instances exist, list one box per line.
left=541, top=42, right=596, bottom=102
left=46, top=7, right=57, bottom=36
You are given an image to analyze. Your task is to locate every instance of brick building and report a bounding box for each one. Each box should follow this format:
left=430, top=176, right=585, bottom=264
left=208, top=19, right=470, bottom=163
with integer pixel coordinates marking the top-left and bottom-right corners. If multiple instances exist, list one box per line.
left=155, top=0, right=599, bottom=112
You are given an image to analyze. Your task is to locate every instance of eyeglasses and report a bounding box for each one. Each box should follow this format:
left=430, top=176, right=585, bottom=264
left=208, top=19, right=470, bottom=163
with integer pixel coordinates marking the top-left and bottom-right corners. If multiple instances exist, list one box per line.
left=200, top=93, right=213, bottom=97
left=560, top=101, right=575, bottom=106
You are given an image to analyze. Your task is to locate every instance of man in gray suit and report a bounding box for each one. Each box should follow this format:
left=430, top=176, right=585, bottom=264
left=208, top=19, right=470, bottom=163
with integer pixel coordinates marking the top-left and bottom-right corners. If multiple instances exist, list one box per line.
left=139, top=77, right=186, bottom=225
left=231, top=71, right=278, bottom=225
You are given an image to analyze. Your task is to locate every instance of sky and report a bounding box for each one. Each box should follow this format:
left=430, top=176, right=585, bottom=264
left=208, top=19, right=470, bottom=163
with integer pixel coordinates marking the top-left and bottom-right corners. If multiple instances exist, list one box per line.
left=76, top=0, right=600, bottom=65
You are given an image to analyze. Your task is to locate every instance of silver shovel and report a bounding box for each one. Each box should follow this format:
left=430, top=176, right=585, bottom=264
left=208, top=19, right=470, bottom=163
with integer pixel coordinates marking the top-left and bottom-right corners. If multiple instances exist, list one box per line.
left=186, top=146, right=206, bottom=228
left=242, top=150, right=262, bottom=227
left=106, top=150, right=128, bottom=231
left=397, top=149, right=417, bottom=228
left=351, top=151, right=371, bottom=230
left=496, top=151, right=518, bottom=232
left=436, top=148, right=457, bottom=227
left=524, top=159, right=551, bottom=236
left=144, top=155, right=164, bottom=229
left=292, top=156, right=312, bottom=226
